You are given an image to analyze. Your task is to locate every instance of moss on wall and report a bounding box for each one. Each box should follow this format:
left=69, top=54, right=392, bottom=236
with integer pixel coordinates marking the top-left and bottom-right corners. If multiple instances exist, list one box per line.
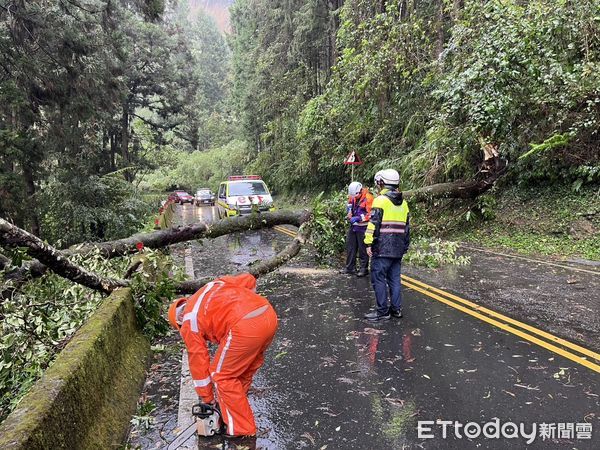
left=0, top=288, right=151, bottom=449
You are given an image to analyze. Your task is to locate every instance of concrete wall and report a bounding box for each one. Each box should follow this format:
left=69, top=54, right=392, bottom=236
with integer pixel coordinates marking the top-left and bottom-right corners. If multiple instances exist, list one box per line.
left=0, top=288, right=151, bottom=449
left=157, top=201, right=176, bottom=229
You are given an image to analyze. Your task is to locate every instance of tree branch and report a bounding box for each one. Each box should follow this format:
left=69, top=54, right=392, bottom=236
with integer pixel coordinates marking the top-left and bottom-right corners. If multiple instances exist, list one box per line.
left=1, top=210, right=313, bottom=295
left=70, top=209, right=312, bottom=258
left=174, top=222, right=312, bottom=294
left=0, top=218, right=127, bottom=294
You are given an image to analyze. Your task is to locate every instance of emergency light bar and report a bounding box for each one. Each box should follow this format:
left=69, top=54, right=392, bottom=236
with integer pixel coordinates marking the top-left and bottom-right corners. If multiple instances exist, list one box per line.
left=227, top=175, right=262, bottom=181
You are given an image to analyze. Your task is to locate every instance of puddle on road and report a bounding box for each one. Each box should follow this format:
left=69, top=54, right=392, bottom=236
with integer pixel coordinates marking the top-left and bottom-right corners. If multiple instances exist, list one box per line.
left=126, top=206, right=600, bottom=450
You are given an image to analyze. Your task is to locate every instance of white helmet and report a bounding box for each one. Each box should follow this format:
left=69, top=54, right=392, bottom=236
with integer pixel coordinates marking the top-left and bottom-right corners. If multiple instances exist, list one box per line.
left=348, top=181, right=362, bottom=197
left=374, top=169, right=400, bottom=187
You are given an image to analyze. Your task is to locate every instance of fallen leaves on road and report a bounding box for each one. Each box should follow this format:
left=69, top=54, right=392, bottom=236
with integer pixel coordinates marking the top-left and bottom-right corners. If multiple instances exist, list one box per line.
left=514, top=383, right=540, bottom=391
left=316, top=406, right=342, bottom=417
left=384, top=398, right=405, bottom=407
left=301, top=432, right=316, bottom=445
left=358, top=390, right=375, bottom=397
left=363, top=327, right=386, bottom=335
left=274, top=351, right=288, bottom=359
left=337, top=377, right=355, bottom=384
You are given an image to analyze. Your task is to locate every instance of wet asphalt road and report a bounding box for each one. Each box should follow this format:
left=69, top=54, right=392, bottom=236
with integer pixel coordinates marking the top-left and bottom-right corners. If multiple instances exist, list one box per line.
left=127, top=204, right=600, bottom=450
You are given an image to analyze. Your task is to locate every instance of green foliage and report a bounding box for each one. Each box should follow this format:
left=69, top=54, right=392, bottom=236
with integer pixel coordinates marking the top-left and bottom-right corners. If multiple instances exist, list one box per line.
left=309, top=191, right=349, bottom=264
left=40, top=176, right=154, bottom=247
left=404, top=239, right=471, bottom=268
left=1, top=0, right=235, bottom=241
left=519, top=133, right=573, bottom=161
left=141, top=139, right=249, bottom=193
left=466, top=194, right=497, bottom=222
left=130, top=399, right=156, bottom=432
left=0, top=251, right=127, bottom=421
left=129, top=249, right=183, bottom=339
left=228, top=0, right=600, bottom=197
left=452, top=184, right=600, bottom=260
left=437, top=0, right=600, bottom=184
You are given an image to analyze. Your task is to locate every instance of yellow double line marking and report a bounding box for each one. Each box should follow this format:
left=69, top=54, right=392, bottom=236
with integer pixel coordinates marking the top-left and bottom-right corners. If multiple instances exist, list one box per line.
left=270, top=226, right=600, bottom=374
left=401, top=275, right=600, bottom=374
left=273, top=225, right=297, bottom=239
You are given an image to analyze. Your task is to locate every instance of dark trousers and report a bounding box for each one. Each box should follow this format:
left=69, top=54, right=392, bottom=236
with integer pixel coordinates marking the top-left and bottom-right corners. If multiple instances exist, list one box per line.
left=345, top=228, right=369, bottom=273
left=370, top=257, right=402, bottom=314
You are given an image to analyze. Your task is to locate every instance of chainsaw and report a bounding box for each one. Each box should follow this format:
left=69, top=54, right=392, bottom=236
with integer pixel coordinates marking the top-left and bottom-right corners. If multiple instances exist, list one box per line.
left=166, top=403, right=222, bottom=449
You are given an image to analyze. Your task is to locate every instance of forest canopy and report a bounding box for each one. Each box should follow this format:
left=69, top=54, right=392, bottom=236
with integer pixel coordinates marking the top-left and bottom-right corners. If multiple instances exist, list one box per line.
left=1, top=0, right=599, bottom=245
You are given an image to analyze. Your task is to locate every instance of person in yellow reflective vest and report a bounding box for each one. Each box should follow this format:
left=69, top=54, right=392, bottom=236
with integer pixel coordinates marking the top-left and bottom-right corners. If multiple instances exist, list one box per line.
left=363, top=169, right=410, bottom=322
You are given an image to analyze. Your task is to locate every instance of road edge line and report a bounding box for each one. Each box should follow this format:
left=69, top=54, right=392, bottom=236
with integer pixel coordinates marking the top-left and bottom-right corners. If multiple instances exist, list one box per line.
left=403, top=280, right=600, bottom=374
left=402, top=274, right=600, bottom=363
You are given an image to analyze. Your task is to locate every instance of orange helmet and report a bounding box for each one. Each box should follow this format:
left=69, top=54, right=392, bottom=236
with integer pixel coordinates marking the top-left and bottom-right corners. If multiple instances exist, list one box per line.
left=168, top=297, right=188, bottom=330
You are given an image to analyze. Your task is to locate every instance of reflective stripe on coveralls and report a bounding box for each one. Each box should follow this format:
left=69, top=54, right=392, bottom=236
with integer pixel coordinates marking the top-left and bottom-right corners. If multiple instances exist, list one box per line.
left=193, top=377, right=211, bottom=388
left=211, top=305, right=272, bottom=435
left=183, top=282, right=224, bottom=391
left=179, top=273, right=278, bottom=436
left=182, top=281, right=224, bottom=332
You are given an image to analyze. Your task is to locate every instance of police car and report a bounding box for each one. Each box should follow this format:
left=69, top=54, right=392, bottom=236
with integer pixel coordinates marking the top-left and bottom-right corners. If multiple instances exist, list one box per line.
left=216, top=176, right=275, bottom=218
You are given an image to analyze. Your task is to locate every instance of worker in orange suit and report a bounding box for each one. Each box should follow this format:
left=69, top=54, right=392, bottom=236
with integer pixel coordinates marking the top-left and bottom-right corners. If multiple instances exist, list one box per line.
left=168, top=273, right=278, bottom=437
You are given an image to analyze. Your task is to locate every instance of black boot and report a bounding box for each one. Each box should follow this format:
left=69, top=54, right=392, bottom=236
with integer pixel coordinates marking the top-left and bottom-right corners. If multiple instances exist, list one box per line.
left=390, top=309, right=403, bottom=318
left=364, top=310, right=390, bottom=321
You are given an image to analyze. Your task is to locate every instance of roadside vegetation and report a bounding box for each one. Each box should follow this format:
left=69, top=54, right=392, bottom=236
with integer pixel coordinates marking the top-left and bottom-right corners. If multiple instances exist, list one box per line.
left=1, top=0, right=599, bottom=427
left=0, top=252, right=125, bottom=420
left=448, top=185, right=600, bottom=261
left=1, top=0, right=233, bottom=419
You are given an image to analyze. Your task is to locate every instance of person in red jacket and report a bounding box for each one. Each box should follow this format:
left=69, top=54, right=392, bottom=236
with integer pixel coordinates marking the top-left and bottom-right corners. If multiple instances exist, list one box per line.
left=340, top=181, right=374, bottom=277
left=168, top=273, right=278, bottom=437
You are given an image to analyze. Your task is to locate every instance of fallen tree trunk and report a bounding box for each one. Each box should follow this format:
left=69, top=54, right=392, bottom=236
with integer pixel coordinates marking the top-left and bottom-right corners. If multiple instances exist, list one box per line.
left=2, top=165, right=507, bottom=293
left=71, top=209, right=311, bottom=259
left=1, top=211, right=313, bottom=295
left=404, top=169, right=505, bottom=202
left=0, top=218, right=128, bottom=294
left=1, top=210, right=312, bottom=291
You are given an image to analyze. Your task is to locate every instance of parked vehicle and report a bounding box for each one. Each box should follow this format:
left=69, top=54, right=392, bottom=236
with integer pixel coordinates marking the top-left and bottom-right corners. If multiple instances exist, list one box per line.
left=216, top=176, right=275, bottom=219
left=195, top=188, right=215, bottom=206
left=169, top=190, right=194, bottom=205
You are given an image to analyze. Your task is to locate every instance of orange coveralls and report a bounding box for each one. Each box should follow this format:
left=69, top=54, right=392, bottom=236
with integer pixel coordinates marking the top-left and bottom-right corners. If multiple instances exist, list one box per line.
left=179, top=273, right=278, bottom=436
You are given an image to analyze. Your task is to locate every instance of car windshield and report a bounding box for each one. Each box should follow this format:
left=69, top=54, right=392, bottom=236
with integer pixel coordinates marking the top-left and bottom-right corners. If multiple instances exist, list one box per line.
left=176, top=191, right=190, bottom=196
left=228, top=181, right=268, bottom=196
left=197, top=189, right=211, bottom=195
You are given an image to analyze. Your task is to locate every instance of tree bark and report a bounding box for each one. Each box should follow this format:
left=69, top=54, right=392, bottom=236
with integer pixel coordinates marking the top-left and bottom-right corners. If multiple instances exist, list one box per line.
left=0, top=218, right=127, bottom=294
left=71, top=209, right=312, bottom=259
left=1, top=210, right=313, bottom=295
left=404, top=166, right=507, bottom=202
left=120, top=101, right=133, bottom=182
left=405, top=180, right=490, bottom=202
